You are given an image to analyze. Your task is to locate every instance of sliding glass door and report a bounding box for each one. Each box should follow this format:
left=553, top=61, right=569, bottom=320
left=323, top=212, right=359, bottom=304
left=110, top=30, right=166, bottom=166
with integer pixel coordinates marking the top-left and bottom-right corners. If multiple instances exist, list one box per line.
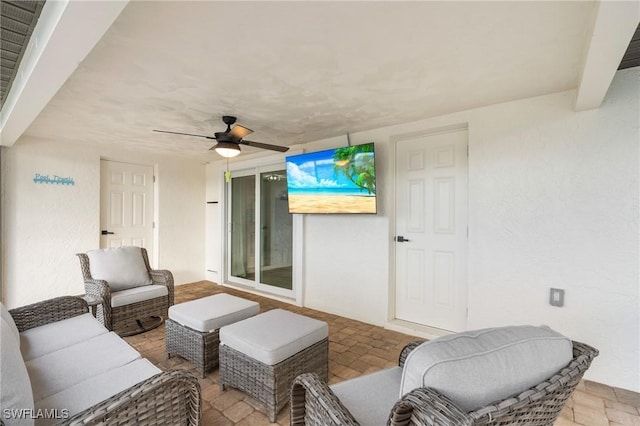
left=227, top=165, right=293, bottom=296
left=230, top=174, right=255, bottom=280
left=259, top=170, right=292, bottom=290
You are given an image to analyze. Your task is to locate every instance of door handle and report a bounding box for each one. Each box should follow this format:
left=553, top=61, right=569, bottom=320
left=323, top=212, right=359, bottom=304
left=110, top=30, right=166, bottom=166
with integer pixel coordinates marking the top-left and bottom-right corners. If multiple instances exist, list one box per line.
left=394, top=235, right=410, bottom=242
left=101, top=230, right=115, bottom=235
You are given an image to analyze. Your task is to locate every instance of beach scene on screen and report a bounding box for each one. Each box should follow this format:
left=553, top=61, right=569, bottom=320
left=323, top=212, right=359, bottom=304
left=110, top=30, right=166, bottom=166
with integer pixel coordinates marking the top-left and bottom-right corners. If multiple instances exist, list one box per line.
left=286, top=143, right=377, bottom=214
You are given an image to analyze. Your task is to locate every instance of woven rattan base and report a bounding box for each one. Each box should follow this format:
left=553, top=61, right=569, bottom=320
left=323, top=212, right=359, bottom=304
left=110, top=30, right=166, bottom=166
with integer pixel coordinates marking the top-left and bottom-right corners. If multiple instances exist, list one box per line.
left=119, top=315, right=164, bottom=337
left=220, top=337, right=329, bottom=422
left=104, top=295, right=169, bottom=336
left=166, top=318, right=220, bottom=377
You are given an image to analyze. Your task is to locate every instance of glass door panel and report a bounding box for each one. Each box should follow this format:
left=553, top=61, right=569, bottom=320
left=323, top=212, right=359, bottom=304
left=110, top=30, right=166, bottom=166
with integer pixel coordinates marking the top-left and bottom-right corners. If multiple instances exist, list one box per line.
left=259, top=170, right=292, bottom=290
left=230, top=174, right=255, bottom=280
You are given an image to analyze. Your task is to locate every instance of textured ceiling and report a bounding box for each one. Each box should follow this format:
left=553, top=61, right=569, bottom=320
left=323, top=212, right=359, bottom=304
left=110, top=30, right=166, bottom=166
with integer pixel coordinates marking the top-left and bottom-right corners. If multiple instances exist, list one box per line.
left=19, top=1, right=601, bottom=160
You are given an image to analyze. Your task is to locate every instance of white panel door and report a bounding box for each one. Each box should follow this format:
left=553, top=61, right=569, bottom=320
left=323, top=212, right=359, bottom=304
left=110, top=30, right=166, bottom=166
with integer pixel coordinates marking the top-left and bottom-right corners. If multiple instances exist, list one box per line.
left=100, top=160, right=154, bottom=259
left=395, top=129, right=468, bottom=332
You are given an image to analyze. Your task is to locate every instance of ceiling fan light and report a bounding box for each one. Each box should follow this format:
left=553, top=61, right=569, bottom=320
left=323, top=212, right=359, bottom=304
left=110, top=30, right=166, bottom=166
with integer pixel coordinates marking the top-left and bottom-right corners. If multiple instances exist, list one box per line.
left=214, top=141, right=241, bottom=158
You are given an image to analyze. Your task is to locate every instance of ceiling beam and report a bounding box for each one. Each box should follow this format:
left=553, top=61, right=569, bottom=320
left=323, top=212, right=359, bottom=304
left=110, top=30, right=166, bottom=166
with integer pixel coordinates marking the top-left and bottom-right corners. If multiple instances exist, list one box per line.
left=574, top=1, right=639, bottom=111
left=0, top=0, right=128, bottom=146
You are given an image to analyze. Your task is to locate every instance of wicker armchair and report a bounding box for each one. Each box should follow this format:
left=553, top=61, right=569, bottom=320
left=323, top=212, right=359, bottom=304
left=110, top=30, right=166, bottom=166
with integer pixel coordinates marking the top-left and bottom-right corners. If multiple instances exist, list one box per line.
left=77, top=247, right=174, bottom=333
left=291, top=338, right=598, bottom=426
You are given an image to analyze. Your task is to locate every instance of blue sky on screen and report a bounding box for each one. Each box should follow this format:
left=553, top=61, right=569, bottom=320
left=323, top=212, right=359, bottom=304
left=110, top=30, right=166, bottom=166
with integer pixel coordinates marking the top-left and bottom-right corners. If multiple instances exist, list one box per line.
left=286, top=149, right=352, bottom=189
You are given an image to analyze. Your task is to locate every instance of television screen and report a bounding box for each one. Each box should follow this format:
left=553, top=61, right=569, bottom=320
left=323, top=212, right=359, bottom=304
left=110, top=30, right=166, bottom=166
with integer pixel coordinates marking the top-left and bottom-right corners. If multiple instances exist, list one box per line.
left=285, top=142, right=377, bottom=214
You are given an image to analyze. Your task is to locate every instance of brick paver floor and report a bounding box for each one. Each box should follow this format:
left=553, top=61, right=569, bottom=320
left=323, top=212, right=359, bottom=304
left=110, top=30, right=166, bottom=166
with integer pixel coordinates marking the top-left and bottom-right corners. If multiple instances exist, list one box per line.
left=123, top=281, right=640, bottom=425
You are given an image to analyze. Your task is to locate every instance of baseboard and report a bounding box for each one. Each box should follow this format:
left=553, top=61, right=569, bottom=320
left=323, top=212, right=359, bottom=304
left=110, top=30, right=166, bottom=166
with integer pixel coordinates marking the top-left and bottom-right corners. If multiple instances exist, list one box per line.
left=219, top=281, right=300, bottom=307
left=385, top=319, right=453, bottom=340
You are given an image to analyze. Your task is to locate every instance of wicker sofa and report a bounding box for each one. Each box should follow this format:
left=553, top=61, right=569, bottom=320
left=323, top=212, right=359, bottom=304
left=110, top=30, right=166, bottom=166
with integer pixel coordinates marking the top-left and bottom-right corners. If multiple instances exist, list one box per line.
left=1, top=296, right=200, bottom=426
left=291, top=325, right=599, bottom=426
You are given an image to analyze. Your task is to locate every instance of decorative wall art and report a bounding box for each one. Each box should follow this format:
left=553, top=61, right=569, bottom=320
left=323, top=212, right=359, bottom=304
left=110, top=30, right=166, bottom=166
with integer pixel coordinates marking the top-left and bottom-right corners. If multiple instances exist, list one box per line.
left=33, top=173, right=75, bottom=185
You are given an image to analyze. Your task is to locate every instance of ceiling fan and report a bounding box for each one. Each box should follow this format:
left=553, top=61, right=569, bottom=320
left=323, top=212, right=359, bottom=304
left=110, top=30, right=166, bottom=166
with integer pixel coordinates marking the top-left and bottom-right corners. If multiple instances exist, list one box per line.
left=153, top=116, right=289, bottom=158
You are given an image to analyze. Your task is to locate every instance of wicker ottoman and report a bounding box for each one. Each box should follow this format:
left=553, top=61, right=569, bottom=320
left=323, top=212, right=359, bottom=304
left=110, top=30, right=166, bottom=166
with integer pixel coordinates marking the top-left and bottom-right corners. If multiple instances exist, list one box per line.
left=166, top=293, right=260, bottom=377
left=219, top=309, right=329, bottom=422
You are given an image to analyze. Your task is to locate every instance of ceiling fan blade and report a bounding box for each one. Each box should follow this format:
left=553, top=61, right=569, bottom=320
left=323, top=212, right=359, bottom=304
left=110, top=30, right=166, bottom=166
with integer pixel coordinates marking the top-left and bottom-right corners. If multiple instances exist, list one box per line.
left=227, top=124, right=253, bottom=139
left=153, top=129, right=214, bottom=139
left=239, top=140, right=289, bottom=152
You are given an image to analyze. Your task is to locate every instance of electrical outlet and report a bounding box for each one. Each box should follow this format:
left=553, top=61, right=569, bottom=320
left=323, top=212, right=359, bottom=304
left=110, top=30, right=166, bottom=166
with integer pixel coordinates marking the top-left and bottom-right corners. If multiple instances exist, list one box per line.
left=550, top=288, right=565, bottom=307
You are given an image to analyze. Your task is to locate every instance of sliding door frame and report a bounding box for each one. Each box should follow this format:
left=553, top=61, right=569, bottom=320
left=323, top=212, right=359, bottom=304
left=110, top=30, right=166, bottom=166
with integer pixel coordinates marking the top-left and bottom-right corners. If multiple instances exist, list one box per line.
left=223, top=158, right=303, bottom=303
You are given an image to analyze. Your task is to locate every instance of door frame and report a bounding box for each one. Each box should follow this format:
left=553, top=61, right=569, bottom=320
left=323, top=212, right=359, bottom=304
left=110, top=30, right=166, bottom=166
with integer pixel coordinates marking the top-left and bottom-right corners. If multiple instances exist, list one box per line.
left=99, top=158, right=159, bottom=267
left=387, top=123, right=469, bottom=335
left=220, top=153, right=303, bottom=305
left=254, top=164, right=296, bottom=297
left=225, top=167, right=257, bottom=290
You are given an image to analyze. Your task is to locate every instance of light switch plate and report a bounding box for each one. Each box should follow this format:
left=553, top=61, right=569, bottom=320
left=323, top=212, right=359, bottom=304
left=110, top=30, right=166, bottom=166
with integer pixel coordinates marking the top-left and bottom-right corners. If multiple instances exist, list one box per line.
left=550, top=288, right=565, bottom=307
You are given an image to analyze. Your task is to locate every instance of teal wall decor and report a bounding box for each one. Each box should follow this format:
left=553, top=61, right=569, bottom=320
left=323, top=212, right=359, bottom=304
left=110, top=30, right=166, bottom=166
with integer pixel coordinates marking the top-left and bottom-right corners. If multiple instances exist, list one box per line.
left=33, top=173, right=75, bottom=185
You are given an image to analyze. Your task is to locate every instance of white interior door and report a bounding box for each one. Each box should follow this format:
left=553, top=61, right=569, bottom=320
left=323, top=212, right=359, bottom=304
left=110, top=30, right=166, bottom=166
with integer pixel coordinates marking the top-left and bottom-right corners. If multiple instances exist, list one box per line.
left=100, top=160, right=154, bottom=259
left=395, top=129, right=468, bottom=332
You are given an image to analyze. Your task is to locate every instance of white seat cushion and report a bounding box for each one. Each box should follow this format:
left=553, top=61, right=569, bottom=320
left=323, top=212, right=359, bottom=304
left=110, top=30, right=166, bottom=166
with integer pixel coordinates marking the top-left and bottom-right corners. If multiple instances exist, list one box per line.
left=169, top=294, right=259, bottom=332
left=87, top=246, right=152, bottom=292
left=331, top=367, right=402, bottom=426
left=400, top=325, right=573, bottom=412
left=1, top=318, right=35, bottom=426
left=220, top=309, right=328, bottom=365
left=111, top=285, right=168, bottom=308
left=27, top=332, right=141, bottom=402
left=35, top=359, right=161, bottom=426
left=20, top=313, right=108, bottom=361
left=1, top=301, right=20, bottom=344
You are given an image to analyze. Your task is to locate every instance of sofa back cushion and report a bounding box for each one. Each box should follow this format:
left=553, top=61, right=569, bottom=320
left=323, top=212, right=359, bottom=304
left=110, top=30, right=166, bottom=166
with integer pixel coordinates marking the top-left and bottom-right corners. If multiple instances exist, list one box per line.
left=1, top=301, right=20, bottom=344
left=87, top=246, right=152, bottom=292
left=1, top=317, right=34, bottom=424
left=399, top=325, right=573, bottom=413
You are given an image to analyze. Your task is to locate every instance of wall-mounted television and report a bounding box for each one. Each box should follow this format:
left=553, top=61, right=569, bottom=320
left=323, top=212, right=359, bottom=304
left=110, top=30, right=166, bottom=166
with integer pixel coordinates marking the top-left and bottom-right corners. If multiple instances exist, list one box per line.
left=285, top=142, right=377, bottom=214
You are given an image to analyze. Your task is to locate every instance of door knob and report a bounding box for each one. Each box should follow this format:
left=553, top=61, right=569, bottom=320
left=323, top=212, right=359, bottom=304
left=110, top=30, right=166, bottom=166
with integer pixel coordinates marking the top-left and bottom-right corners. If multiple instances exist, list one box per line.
left=101, top=230, right=115, bottom=235
left=394, top=235, right=410, bottom=242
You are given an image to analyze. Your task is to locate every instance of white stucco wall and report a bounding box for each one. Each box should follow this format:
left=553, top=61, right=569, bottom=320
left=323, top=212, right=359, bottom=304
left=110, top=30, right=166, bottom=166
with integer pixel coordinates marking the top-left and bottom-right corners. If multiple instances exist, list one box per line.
left=466, top=68, right=639, bottom=393
left=303, top=212, right=390, bottom=323
left=205, top=68, right=639, bottom=391
left=2, top=138, right=206, bottom=308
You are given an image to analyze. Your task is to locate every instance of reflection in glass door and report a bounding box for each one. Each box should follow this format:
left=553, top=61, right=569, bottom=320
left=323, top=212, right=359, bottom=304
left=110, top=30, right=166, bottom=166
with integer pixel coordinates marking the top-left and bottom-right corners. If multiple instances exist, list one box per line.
left=230, top=175, right=255, bottom=279
left=228, top=167, right=293, bottom=296
left=259, top=171, right=292, bottom=290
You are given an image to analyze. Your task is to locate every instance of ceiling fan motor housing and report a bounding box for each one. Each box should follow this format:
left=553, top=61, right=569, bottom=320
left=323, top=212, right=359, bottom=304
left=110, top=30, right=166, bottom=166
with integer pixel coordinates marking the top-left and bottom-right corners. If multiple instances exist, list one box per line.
left=222, top=115, right=237, bottom=129
left=215, top=132, right=232, bottom=141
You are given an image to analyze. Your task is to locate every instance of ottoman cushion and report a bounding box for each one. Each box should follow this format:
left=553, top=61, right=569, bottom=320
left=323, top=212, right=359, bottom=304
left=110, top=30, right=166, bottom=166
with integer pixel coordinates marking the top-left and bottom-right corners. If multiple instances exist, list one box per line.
left=220, top=309, right=328, bottom=365
left=169, top=294, right=259, bottom=332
